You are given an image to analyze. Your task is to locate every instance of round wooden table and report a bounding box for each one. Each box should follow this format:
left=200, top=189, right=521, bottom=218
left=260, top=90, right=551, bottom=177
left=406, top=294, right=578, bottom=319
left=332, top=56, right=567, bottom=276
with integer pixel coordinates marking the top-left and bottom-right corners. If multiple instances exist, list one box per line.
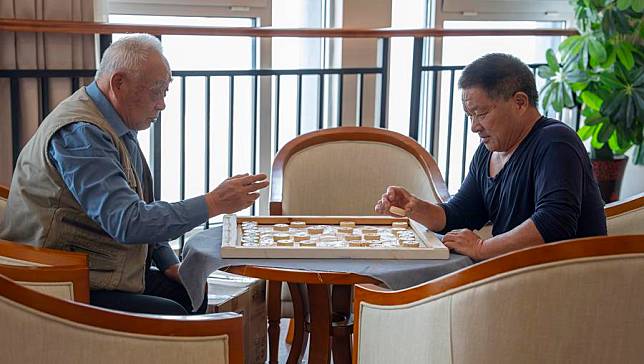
left=226, top=265, right=380, bottom=364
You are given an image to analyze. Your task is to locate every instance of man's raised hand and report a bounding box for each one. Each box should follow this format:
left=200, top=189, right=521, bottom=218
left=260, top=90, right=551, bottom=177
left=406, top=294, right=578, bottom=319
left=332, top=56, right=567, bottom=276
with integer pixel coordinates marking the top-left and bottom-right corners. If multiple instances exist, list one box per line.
left=206, top=173, right=269, bottom=217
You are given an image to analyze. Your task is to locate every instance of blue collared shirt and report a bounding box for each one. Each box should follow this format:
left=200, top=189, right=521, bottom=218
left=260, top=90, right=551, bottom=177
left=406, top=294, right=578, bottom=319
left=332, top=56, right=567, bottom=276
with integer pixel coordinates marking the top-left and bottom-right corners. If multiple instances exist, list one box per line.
left=48, top=82, right=208, bottom=271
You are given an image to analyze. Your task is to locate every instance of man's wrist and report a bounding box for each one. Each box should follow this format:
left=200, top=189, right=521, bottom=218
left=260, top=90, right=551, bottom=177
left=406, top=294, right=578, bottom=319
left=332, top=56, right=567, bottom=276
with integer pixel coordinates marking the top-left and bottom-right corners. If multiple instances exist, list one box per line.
left=204, top=192, right=218, bottom=217
left=474, top=238, right=487, bottom=260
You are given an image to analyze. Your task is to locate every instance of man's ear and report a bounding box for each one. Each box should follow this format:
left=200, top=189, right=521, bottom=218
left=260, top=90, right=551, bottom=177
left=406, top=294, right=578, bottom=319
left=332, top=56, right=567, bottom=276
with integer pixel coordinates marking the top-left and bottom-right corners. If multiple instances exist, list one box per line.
left=109, top=72, right=127, bottom=96
left=513, top=91, right=530, bottom=113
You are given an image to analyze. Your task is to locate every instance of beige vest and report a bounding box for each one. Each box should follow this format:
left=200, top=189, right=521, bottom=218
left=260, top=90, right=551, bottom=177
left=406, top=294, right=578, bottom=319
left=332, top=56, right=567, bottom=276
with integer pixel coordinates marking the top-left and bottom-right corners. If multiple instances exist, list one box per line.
left=0, top=87, right=150, bottom=293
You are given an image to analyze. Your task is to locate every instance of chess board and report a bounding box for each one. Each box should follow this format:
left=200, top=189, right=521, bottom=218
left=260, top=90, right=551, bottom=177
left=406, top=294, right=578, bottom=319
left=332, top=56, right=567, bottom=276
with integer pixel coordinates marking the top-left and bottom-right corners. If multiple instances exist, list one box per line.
left=220, top=215, right=449, bottom=259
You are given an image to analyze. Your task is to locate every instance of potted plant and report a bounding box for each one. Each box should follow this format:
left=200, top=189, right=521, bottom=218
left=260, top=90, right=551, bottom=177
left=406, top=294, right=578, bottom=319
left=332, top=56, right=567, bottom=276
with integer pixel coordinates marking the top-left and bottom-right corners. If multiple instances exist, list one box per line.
left=538, top=0, right=643, bottom=202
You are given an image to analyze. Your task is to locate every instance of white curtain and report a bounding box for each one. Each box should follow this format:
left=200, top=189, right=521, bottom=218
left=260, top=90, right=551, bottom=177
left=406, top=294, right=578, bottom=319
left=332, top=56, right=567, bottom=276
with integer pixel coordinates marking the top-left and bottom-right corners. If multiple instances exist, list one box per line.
left=0, top=0, right=102, bottom=186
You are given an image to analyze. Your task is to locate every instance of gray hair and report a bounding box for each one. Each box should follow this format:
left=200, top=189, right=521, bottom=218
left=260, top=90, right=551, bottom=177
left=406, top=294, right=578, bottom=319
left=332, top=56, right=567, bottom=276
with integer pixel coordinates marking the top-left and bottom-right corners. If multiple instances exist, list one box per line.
left=95, top=34, right=164, bottom=81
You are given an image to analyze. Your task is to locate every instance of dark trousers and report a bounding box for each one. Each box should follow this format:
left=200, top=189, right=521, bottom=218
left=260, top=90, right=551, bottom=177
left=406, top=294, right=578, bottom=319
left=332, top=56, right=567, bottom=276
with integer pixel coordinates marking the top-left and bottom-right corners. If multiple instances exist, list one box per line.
left=90, top=268, right=208, bottom=315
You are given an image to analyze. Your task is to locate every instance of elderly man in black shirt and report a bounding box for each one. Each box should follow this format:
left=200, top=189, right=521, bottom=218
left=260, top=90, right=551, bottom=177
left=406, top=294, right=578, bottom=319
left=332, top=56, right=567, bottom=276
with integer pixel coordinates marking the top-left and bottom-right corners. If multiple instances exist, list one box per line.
left=375, top=53, right=607, bottom=260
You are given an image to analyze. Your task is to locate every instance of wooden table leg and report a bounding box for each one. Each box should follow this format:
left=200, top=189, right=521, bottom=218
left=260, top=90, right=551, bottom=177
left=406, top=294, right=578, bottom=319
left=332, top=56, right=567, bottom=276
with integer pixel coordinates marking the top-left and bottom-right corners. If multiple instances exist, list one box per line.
left=267, top=280, right=282, bottom=364
left=307, top=284, right=331, bottom=364
left=331, top=285, right=353, bottom=364
left=286, top=283, right=309, bottom=364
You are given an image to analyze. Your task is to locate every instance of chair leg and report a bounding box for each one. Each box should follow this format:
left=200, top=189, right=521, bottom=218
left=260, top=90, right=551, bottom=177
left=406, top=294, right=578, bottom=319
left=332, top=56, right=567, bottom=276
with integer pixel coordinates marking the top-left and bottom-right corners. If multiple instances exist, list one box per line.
left=331, top=285, right=353, bottom=364
left=267, top=280, right=282, bottom=364
left=286, top=283, right=309, bottom=364
left=307, top=284, right=331, bottom=364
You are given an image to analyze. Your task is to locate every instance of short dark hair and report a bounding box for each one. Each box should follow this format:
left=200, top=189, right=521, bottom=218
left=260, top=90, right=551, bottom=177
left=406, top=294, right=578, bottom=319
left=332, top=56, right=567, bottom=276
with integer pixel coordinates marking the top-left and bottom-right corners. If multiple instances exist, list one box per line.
left=458, top=53, right=538, bottom=107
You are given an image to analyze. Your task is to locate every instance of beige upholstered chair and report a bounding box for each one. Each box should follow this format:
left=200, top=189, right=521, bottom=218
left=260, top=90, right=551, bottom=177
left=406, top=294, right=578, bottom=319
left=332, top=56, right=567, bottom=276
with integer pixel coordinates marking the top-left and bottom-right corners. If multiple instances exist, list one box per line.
left=270, top=126, right=449, bottom=215
left=0, top=273, right=244, bottom=364
left=0, top=184, right=8, bottom=224
left=605, top=192, right=644, bottom=235
left=270, top=126, right=449, bottom=324
left=0, top=239, right=89, bottom=302
left=354, top=235, right=644, bottom=364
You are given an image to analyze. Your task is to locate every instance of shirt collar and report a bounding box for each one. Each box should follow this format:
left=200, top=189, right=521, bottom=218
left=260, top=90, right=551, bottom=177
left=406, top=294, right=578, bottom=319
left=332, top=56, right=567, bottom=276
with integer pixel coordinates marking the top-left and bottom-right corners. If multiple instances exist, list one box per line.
left=86, top=81, right=136, bottom=138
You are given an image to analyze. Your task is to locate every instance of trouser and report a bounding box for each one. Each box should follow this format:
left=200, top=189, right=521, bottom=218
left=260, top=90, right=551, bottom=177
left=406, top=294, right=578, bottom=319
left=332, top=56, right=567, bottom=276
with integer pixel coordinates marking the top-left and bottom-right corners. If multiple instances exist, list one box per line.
left=89, top=268, right=208, bottom=315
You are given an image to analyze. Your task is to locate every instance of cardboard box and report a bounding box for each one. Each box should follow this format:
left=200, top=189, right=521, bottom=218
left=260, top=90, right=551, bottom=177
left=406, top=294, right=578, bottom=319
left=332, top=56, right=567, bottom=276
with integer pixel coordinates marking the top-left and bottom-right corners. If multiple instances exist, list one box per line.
left=207, top=271, right=267, bottom=364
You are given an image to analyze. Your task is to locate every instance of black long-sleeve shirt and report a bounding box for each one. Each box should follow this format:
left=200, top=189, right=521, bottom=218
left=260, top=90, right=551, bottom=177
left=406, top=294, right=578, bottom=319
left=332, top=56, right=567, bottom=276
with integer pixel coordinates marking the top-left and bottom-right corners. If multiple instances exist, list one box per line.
left=440, top=117, right=607, bottom=243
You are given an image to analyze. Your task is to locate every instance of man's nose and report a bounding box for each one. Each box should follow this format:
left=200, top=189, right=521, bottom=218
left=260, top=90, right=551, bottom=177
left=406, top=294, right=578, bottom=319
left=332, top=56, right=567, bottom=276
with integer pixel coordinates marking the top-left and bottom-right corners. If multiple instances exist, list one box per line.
left=156, top=98, right=166, bottom=111
left=470, top=117, right=480, bottom=133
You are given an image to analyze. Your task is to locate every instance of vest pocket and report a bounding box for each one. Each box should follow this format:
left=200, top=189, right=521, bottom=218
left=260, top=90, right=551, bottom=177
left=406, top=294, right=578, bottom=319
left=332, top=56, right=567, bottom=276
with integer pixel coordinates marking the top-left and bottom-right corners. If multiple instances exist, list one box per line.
left=67, top=245, right=116, bottom=272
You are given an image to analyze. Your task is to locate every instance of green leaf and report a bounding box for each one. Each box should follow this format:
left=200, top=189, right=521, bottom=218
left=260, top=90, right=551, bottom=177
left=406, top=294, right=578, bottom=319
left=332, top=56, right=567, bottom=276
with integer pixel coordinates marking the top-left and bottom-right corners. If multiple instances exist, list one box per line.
left=591, top=136, right=606, bottom=150
left=588, top=38, right=607, bottom=66
left=632, top=68, right=644, bottom=87
left=625, top=99, right=635, bottom=128
left=584, top=112, right=607, bottom=125
left=600, top=73, right=624, bottom=89
left=632, top=91, right=644, bottom=112
left=545, top=48, right=559, bottom=71
left=540, top=82, right=555, bottom=111
left=580, top=91, right=603, bottom=110
left=634, top=144, right=644, bottom=165
left=577, top=124, right=596, bottom=140
left=597, top=122, right=615, bottom=142
left=562, top=82, right=575, bottom=108
left=537, top=65, right=555, bottom=79
left=633, top=0, right=644, bottom=12
left=600, top=45, right=617, bottom=69
left=615, top=43, right=635, bottom=70
left=616, top=0, right=632, bottom=10
left=608, top=131, right=630, bottom=154
left=559, top=36, right=583, bottom=61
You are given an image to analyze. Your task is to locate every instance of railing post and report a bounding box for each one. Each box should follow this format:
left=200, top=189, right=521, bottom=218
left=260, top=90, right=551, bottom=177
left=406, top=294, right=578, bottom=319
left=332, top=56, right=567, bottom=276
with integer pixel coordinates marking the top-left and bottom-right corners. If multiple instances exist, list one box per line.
left=409, top=37, right=423, bottom=140
left=377, top=37, right=390, bottom=129
left=99, top=34, right=112, bottom=59
left=150, top=35, right=163, bottom=201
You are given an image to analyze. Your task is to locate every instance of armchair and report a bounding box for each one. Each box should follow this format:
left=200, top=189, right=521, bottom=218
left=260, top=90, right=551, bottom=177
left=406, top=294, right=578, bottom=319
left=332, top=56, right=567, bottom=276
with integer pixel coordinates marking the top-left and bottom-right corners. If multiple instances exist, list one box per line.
left=0, top=273, right=244, bottom=363
left=268, top=126, right=449, bottom=333
left=354, top=235, right=644, bottom=363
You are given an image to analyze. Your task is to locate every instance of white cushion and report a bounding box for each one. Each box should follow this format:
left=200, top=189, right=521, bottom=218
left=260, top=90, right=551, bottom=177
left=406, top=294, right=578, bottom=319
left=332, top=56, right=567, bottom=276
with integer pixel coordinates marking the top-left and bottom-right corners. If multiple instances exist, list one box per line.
left=282, top=141, right=439, bottom=215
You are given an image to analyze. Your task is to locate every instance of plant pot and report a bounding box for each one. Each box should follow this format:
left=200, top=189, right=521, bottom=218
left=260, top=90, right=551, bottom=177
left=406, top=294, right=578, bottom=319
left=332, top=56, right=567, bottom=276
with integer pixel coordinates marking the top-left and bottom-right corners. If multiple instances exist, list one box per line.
left=591, top=156, right=629, bottom=203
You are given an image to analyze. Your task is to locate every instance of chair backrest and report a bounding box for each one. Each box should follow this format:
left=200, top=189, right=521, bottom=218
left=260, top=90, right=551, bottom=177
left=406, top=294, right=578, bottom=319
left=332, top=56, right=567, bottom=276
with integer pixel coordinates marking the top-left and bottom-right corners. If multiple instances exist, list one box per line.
left=0, top=239, right=89, bottom=302
left=354, top=235, right=644, bottom=364
left=0, top=184, right=8, bottom=223
left=0, top=273, right=244, bottom=364
left=270, top=127, right=449, bottom=215
left=605, top=192, right=644, bottom=235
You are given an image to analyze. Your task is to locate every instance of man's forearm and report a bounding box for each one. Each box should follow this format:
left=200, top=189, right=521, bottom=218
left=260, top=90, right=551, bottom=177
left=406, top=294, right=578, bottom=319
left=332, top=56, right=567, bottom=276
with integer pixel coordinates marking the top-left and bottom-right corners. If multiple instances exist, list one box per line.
left=410, top=197, right=447, bottom=232
left=478, top=219, right=545, bottom=260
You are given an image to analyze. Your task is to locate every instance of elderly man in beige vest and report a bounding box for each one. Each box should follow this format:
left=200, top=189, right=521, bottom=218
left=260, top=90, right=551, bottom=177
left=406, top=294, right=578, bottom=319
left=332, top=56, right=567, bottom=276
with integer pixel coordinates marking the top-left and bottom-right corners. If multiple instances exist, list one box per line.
left=0, top=34, right=268, bottom=315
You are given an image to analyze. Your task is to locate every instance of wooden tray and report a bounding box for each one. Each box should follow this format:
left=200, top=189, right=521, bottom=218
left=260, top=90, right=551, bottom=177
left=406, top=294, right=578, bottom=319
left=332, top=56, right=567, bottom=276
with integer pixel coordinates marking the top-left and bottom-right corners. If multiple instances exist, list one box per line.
left=221, top=215, right=449, bottom=260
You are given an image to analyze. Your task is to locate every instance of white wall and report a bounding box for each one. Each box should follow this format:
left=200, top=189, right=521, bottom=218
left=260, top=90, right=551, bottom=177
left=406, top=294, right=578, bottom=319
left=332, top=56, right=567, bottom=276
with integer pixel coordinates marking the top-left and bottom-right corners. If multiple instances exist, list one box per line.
left=621, top=149, right=644, bottom=199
